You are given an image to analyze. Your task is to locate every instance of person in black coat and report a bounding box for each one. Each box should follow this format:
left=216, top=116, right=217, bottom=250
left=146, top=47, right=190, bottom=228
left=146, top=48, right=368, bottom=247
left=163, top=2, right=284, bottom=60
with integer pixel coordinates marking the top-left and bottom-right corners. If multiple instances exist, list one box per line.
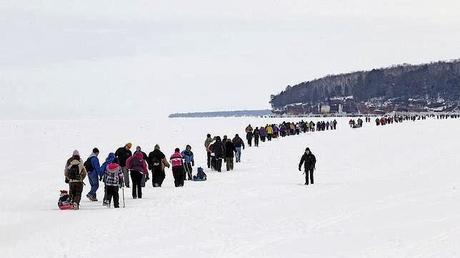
left=253, top=127, right=260, bottom=147
left=232, top=134, right=245, bottom=163
left=147, top=145, right=171, bottom=187
left=115, top=143, right=133, bottom=187
left=298, top=147, right=316, bottom=185
left=224, top=139, right=236, bottom=171
left=212, top=137, right=224, bottom=172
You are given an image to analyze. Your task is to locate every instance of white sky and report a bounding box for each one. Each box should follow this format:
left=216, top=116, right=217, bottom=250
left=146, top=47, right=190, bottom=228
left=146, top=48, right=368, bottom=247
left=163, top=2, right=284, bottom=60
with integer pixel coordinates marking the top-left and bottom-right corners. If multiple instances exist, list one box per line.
left=1, top=0, right=460, bottom=119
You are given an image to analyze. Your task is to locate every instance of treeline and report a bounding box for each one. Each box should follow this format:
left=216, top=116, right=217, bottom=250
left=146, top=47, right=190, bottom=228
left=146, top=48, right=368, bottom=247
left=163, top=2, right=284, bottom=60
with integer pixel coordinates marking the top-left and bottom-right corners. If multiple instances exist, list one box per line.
left=270, top=60, right=460, bottom=109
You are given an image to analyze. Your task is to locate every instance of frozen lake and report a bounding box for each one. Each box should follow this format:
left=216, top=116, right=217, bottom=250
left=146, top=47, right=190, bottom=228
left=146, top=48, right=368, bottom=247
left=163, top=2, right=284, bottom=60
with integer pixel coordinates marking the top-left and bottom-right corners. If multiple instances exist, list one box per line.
left=1, top=117, right=459, bottom=258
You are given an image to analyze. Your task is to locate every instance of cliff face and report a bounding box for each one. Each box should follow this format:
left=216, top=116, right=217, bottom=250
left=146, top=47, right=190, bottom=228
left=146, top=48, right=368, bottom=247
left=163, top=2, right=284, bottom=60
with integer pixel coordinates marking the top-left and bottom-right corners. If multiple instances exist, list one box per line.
left=270, top=60, right=460, bottom=114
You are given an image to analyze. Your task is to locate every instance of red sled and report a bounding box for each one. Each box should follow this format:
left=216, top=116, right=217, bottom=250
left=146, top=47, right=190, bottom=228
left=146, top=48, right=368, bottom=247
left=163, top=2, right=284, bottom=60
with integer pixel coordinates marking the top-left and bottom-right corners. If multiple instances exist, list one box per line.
left=58, top=190, right=75, bottom=210
left=58, top=203, right=74, bottom=210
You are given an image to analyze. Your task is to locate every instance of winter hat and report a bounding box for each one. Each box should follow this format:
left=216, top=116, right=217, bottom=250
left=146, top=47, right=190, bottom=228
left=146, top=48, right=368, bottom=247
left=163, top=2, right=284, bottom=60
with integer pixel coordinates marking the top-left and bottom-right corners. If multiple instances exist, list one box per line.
left=305, top=147, right=310, bottom=152
left=108, top=163, right=120, bottom=171
left=72, top=150, right=80, bottom=156
left=93, top=148, right=100, bottom=154
left=175, top=148, right=180, bottom=152
left=154, top=144, right=160, bottom=150
left=136, top=146, right=141, bottom=152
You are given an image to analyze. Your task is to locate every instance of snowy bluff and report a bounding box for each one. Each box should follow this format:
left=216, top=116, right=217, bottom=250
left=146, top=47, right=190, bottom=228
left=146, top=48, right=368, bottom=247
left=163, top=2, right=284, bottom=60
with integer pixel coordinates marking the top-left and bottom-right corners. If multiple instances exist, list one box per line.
left=270, top=60, right=460, bottom=115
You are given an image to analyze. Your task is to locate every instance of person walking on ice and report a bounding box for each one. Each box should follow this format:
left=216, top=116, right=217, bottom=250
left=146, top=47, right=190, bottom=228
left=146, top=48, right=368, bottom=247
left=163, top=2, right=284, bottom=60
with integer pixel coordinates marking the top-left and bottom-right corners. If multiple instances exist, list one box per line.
left=298, top=147, right=316, bottom=185
left=170, top=148, right=185, bottom=187
left=115, top=143, right=133, bottom=188
left=181, top=145, right=195, bottom=180
left=64, top=150, right=87, bottom=210
left=204, top=134, right=213, bottom=169
left=85, top=148, right=102, bottom=202
left=126, top=151, right=148, bottom=199
left=103, top=162, right=124, bottom=208
left=147, top=145, right=170, bottom=187
left=245, top=124, right=254, bottom=147
left=232, top=134, right=245, bottom=163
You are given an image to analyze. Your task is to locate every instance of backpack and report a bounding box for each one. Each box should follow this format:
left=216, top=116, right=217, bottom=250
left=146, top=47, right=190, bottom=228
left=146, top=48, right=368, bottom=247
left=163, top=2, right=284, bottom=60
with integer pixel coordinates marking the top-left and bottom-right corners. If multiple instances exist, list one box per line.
left=194, top=167, right=207, bottom=181
left=131, top=157, right=144, bottom=172
left=171, top=153, right=183, bottom=168
left=68, top=164, right=81, bottom=180
left=151, top=156, right=161, bottom=167
left=84, top=157, right=94, bottom=172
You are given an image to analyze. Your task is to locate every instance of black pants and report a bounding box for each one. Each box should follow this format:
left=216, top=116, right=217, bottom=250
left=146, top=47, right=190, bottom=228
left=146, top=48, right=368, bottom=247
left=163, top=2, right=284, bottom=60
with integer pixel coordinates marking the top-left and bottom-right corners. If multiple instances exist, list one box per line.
left=226, top=157, right=234, bottom=171
left=69, top=182, right=83, bottom=205
left=172, top=167, right=185, bottom=187
left=247, top=137, right=252, bottom=147
left=152, top=167, right=165, bottom=187
left=106, top=185, right=120, bottom=208
left=267, top=134, right=272, bottom=141
left=254, top=137, right=259, bottom=147
left=305, top=169, right=314, bottom=185
left=184, top=163, right=193, bottom=180
left=211, top=156, right=217, bottom=170
left=207, top=151, right=211, bottom=168
left=130, top=170, right=143, bottom=198
left=215, top=158, right=223, bottom=172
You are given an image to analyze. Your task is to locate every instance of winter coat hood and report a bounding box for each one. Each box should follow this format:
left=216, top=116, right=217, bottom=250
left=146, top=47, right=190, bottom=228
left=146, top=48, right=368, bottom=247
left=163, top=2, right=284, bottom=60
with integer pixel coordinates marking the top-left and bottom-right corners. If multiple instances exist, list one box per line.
left=107, top=163, right=120, bottom=173
left=133, top=151, right=144, bottom=160
left=89, top=152, right=98, bottom=159
left=106, top=153, right=116, bottom=163
left=70, top=159, right=82, bottom=166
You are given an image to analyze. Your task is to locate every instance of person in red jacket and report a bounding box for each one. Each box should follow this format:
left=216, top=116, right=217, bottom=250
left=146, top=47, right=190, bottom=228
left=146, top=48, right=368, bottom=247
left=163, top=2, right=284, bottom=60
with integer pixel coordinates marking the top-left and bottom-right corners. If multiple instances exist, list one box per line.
left=170, top=148, right=185, bottom=187
left=126, top=152, right=148, bottom=199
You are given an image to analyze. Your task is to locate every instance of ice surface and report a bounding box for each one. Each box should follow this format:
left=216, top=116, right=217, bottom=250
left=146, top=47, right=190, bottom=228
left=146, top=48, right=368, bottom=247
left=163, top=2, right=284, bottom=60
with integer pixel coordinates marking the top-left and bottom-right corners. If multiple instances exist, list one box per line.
left=0, top=117, right=459, bottom=258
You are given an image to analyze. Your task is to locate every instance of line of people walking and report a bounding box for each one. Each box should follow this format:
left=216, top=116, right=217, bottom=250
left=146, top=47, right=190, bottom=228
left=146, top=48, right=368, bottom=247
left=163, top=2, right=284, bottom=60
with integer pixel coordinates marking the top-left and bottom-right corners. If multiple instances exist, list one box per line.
left=62, top=118, right=339, bottom=210
left=62, top=113, right=460, bottom=210
left=63, top=143, right=203, bottom=210
left=205, top=134, right=245, bottom=172
left=243, top=119, right=338, bottom=147
left=375, top=113, right=460, bottom=126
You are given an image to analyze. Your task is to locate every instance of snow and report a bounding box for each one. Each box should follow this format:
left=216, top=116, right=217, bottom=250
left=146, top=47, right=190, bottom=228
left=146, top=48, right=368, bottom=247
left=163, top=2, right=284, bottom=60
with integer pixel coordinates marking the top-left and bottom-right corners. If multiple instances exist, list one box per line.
left=1, top=117, right=459, bottom=258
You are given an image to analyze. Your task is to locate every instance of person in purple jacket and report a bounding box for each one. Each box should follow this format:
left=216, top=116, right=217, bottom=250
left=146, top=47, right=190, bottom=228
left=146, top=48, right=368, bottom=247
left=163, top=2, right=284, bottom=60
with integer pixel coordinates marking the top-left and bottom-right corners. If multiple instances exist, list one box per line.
left=259, top=126, right=267, bottom=142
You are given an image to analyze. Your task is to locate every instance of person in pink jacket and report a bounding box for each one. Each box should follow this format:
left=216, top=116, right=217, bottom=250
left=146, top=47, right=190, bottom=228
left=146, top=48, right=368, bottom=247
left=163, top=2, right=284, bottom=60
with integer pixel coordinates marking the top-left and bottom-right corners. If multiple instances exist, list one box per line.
left=170, top=148, right=185, bottom=187
left=126, top=152, right=148, bottom=199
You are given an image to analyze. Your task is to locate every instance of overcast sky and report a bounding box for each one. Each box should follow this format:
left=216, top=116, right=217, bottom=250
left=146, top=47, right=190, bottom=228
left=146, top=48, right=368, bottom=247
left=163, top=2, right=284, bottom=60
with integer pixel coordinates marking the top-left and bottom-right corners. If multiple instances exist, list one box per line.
left=1, top=0, right=460, bottom=119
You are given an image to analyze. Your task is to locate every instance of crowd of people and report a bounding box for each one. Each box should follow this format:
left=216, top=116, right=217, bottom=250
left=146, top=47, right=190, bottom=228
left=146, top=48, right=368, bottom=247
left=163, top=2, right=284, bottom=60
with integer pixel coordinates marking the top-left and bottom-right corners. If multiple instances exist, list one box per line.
left=344, top=113, right=460, bottom=128
left=374, top=113, right=460, bottom=126
left=203, top=119, right=328, bottom=186
left=349, top=118, right=364, bottom=128
left=61, top=118, right=334, bottom=210
left=62, top=143, right=201, bottom=209
left=60, top=113, right=459, bottom=210
left=243, top=120, right=338, bottom=147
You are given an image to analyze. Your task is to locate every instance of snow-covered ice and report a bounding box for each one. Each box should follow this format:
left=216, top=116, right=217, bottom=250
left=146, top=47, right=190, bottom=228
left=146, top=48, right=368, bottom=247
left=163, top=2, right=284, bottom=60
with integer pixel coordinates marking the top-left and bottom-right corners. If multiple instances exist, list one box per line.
left=0, top=117, right=459, bottom=258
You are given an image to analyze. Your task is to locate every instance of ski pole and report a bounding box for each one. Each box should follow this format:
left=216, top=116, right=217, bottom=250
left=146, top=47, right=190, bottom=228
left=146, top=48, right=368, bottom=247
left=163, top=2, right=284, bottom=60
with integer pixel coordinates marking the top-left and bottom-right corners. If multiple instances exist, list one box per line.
left=122, top=185, right=125, bottom=208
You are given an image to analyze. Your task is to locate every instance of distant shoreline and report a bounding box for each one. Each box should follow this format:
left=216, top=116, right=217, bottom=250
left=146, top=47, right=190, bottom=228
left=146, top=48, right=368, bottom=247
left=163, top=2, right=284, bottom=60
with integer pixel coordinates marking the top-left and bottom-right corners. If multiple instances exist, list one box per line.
left=168, top=110, right=273, bottom=118
left=169, top=109, right=460, bottom=119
